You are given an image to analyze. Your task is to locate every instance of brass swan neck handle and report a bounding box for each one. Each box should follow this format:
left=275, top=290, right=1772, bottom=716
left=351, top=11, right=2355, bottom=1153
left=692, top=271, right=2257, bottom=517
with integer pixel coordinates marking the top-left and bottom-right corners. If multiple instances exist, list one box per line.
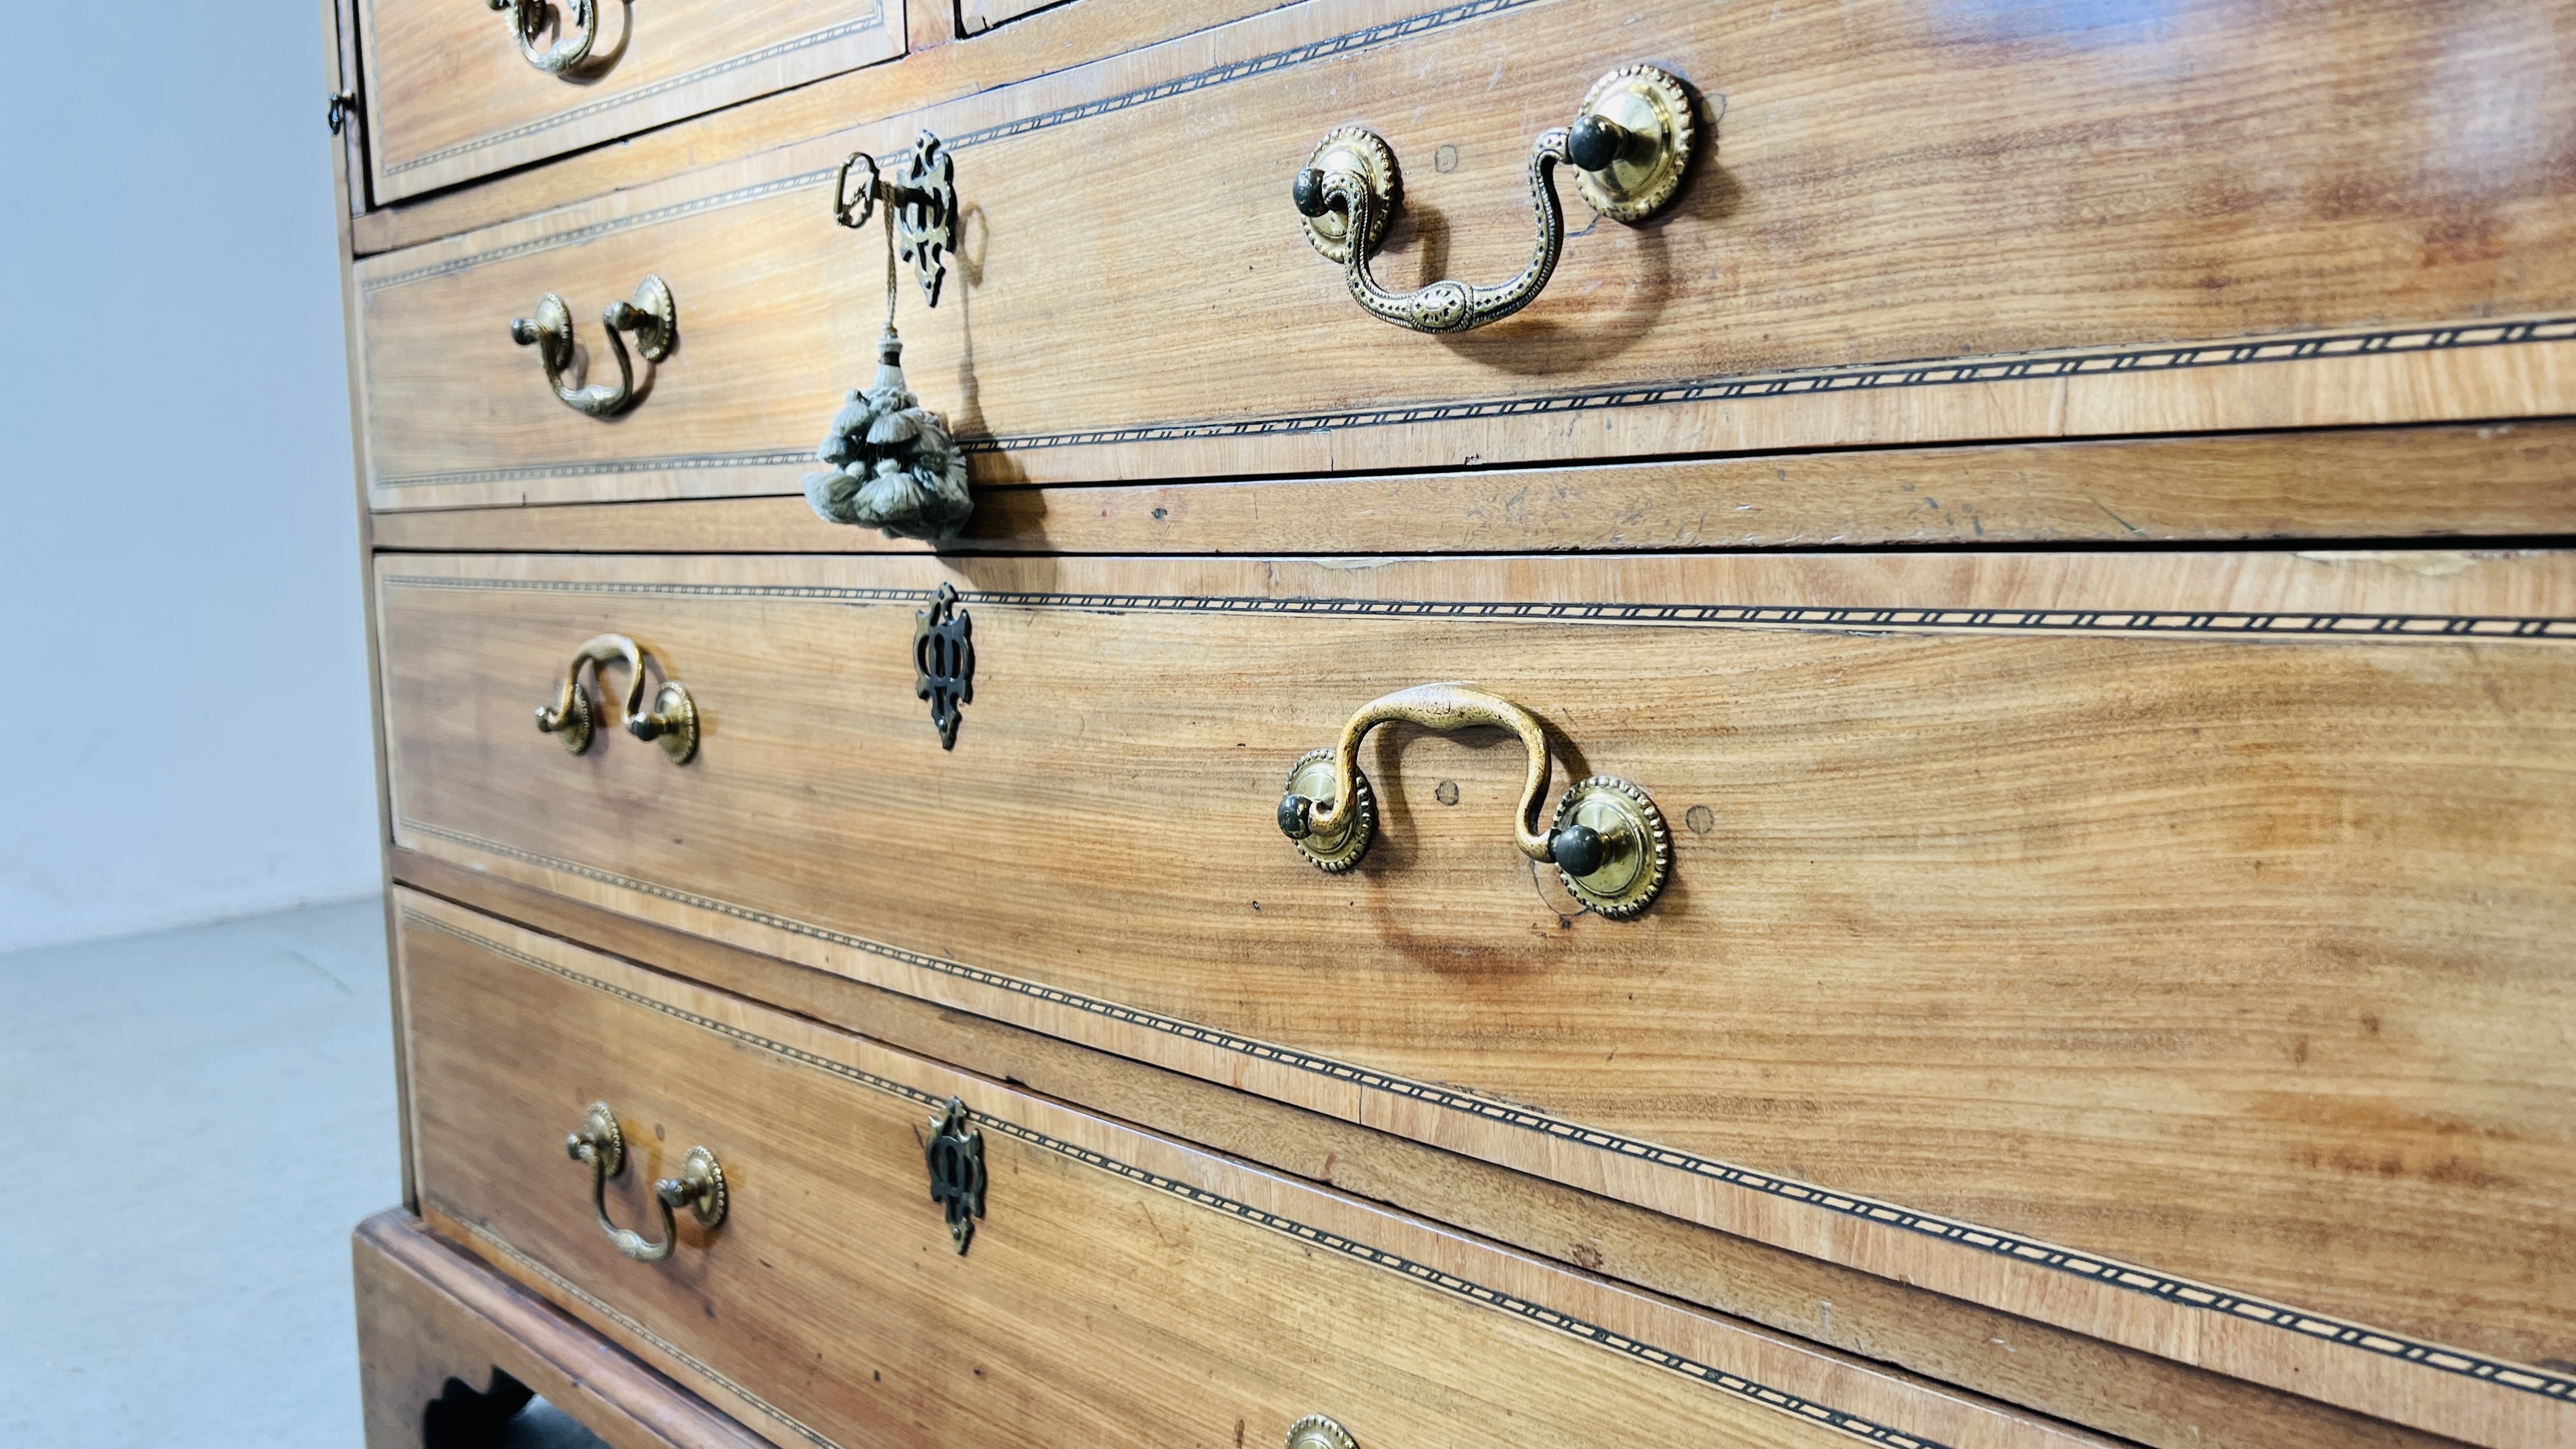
left=510, top=277, right=676, bottom=418
left=565, top=1103, right=727, bottom=1262
left=1277, top=682, right=1671, bottom=918
left=1305, top=131, right=1571, bottom=334
left=1293, top=65, right=1696, bottom=334
left=533, top=632, right=699, bottom=763
left=489, top=0, right=599, bottom=75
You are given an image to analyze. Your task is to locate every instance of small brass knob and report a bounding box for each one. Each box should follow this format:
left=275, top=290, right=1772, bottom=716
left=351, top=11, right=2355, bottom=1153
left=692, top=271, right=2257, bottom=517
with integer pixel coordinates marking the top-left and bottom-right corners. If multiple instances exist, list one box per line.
left=1548, top=821, right=1607, bottom=877
left=654, top=1146, right=728, bottom=1229
left=1566, top=112, right=1629, bottom=171
left=1277, top=793, right=1315, bottom=840
left=1291, top=167, right=1330, bottom=218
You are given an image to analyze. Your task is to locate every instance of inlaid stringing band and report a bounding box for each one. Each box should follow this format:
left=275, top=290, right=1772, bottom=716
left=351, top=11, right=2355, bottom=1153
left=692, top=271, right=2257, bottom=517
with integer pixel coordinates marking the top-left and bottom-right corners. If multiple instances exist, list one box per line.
left=958, top=319, right=2576, bottom=456
left=354, top=0, right=2576, bottom=489
left=429, top=1205, right=843, bottom=1449
left=374, top=12, right=887, bottom=176
left=407, top=908, right=1956, bottom=1449
left=393, top=832, right=2575, bottom=1403
left=367, top=317, right=2576, bottom=490
left=379, top=574, right=2576, bottom=641
left=361, top=0, right=1548, bottom=275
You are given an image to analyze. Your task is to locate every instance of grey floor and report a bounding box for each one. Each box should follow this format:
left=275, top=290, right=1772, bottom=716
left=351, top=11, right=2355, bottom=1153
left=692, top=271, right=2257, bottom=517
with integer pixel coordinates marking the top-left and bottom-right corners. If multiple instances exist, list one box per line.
left=0, top=898, right=601, bottom=1447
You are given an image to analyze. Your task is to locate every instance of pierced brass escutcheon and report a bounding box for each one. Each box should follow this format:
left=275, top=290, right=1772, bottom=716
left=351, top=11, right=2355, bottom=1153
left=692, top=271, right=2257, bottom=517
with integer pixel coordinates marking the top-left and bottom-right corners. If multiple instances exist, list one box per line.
left=914, top=584, right=974, bottom=750
left=924, top=1095, right=986, bottom=1254
left=510, top=277, right=676, bottom=418
left=565, top=1103, right=727, bottom=1262
left=834, top=132, right=959, bottom=308
left=1292, top=64, right=1697, bottom=332
left=1278, top=682, right=1670, bottom=917
left=1287, top=1416, right=1360, bottom=1449
left=534, top=634, right=698, bottom=763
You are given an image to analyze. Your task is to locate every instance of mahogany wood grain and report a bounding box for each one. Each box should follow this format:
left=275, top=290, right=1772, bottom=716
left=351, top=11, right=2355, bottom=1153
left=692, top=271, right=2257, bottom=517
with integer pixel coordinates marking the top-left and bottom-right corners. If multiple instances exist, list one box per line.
left=356, top=1209, right=768, bottom=1449
left=395, top=845, right=2475, bottom=1449
left=351, top=0, right=2576, bottom=506
left=905, top=0, right=953, bottom=56
left=395, top=889, right=2126, bottom=1449
left=356, top=0, right=902, bottom=202
left=374, top=548, right=2576, bottom=1445
left=367, top=422, right=2576, bottom=555
left=346, top=0, right=1307, bottom=257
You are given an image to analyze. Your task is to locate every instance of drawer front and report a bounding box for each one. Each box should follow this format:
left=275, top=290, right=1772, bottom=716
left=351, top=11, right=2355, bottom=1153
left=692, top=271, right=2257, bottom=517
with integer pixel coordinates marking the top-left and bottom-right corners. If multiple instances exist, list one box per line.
left=357, top=0, right=903, bottom=201
left=395, top=889, right=2103, bottom=1449
left=353, top=0, right=2576, bottom=509
left=376, top=548, right=2576, bottom=1447
left=364, top=424, right=2576, bottom=555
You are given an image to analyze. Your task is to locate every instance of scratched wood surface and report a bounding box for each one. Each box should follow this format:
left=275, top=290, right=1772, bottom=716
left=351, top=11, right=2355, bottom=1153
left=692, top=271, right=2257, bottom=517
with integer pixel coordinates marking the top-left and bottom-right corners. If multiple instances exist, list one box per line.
left=368, top=421, right=2576, bottom=555
left=375, top=548, right=2576, bottom=1446
left=355, top=1211, right=764, bottom=1449
left=356, top=0, right=901, bottom=201
left=397, top=845, right=2479, bottom=1449
left=396, top=889, right=2127, bottom=1449
left=350, top=0, right=2576, bottom=506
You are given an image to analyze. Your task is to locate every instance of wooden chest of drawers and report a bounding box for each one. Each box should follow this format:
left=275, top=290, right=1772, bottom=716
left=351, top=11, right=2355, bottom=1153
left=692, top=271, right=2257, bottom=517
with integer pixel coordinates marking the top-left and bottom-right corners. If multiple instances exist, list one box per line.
left=323, top=3, right=2576, bottom=1448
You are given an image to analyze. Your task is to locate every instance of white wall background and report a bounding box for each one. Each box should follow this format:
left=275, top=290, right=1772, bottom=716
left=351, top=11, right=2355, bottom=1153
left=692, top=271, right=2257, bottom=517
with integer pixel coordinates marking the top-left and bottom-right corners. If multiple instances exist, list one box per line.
left=0, top=5, right=378, bottom=952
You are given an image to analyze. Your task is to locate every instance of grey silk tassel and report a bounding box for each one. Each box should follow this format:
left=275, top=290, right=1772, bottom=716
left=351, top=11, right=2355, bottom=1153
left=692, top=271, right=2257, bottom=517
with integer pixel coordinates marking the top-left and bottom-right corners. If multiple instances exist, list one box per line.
left=804, top=327, right=972, bottom=541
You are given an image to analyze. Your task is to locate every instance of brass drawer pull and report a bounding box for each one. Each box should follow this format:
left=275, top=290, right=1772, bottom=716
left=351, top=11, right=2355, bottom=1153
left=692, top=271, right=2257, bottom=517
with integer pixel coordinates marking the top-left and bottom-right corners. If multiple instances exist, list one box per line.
left=1292, top=65, right=1696, bottom=333
left=533, top=633, right=699, bottom=763
left=489, top=0, right=600, bottom=75
left=565, top=1103, right=728, bottom=1262
left=510, top=277, right=676, bottom=418
left=1278, top=682, right=1670, bottom=918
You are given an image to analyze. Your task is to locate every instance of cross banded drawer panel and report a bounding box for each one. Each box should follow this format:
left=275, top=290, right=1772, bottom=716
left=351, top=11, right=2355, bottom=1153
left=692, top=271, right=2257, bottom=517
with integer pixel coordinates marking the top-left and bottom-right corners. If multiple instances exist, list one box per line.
left=356, top=0, right=903, bottom=201
left=353, top=0, right=2576, bottom=509
left=394, top=889, right=2111, bottom=1449
left=375, top=547, right=2576, bottom=1448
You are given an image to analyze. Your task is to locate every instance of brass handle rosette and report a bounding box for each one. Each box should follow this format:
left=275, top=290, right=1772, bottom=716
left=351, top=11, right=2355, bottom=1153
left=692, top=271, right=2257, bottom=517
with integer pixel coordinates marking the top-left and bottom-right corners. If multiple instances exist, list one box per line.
left=510, top=277, right=676, bottom=418
left=488, top=0, right=599, bottom=75
left=564, top=1103, right=727, bottom=1263
left=533, top=633, right=698, bottom=764
left=1276, top=682, right=1670, bottom=919
left=1292, top=65, right=1696, bottom=334
left=1287, top=1416, right=1360, bottom=1449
